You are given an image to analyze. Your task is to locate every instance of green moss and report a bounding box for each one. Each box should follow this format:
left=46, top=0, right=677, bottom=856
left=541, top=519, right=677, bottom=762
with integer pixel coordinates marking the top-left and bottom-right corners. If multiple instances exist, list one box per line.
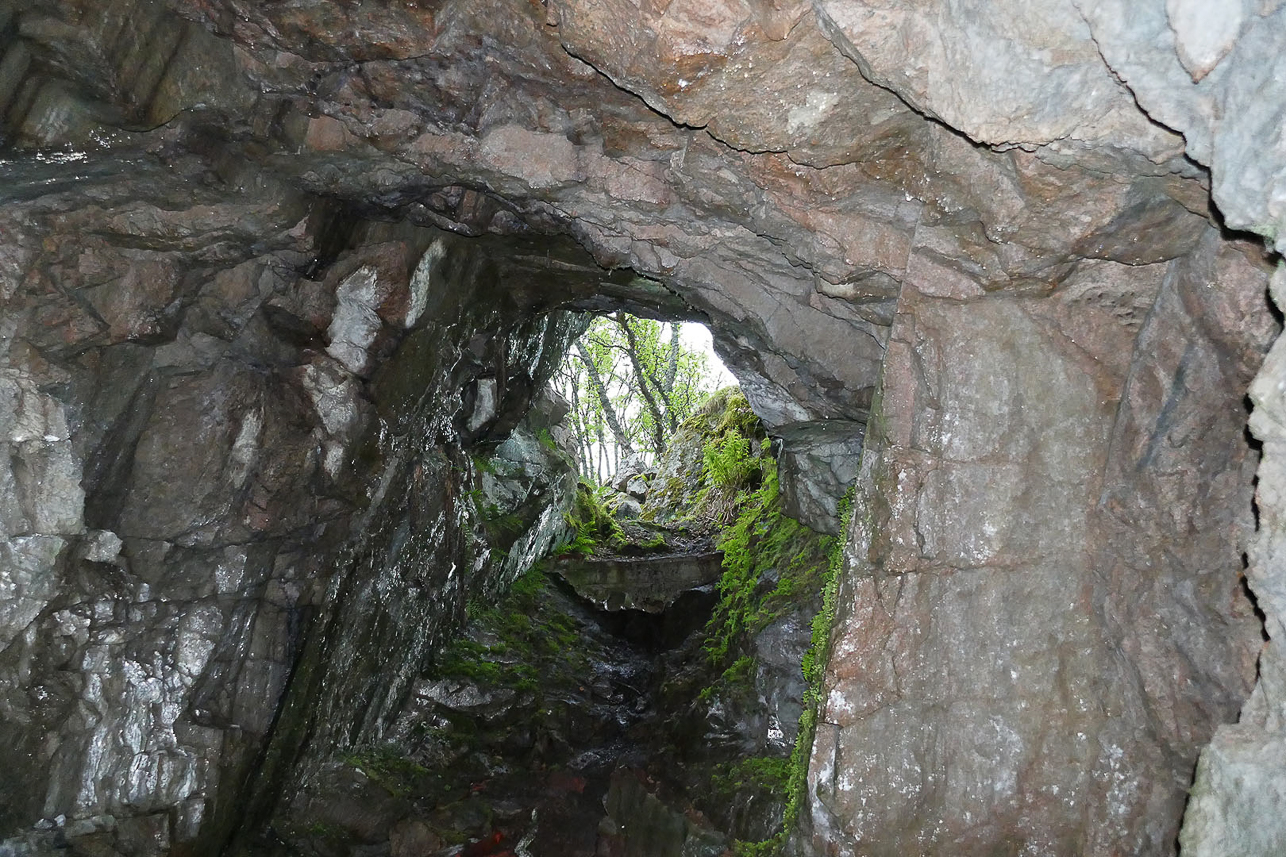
left=436, top=380, right=846, bottom=857
left=712, top=755, right=790, bottom=803
left=344, top=744, right=433, bottom=799
left=485, top=512, right=527, bottom=543
left=432, top=565, right=589, bottom=696
left=682, top=390, right=772, bottom=528
left=683, top=387, right=759, bottom=438
left=509, top=565, right=547, bottom=600
left=703, top=466, right=834, bottom=666
left=699, top=654, right=756, bottom=703
left=714, top=755, right=794, bottom=856
left=780, top=485, right=855, bottom=846
left=701, top=467, right=851, bottom=856
left=556, top=481, right=627, bottom=556
left=630, top=529, right=670, bottom=552
left=302, top=820, right=349, bottom=842
left=471, top=454, right=498, bottom=476
left=435, top=638, right=506, bottom=684
left=733, top=840, right=781, bottom=857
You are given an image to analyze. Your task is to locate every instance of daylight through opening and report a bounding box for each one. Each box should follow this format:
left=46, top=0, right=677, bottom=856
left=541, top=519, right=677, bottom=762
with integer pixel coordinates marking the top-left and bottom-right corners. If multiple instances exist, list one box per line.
left=550, top=313, right=736, bottom=484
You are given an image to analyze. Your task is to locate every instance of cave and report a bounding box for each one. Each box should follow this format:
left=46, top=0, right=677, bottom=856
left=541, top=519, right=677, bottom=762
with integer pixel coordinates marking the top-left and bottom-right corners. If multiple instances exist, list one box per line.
left=1, top=0, right=1285, bottom=855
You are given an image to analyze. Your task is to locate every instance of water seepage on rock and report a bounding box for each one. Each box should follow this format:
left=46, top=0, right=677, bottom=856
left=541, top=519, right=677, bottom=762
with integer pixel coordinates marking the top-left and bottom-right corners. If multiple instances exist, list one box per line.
left=342, top=566, right=665, bottom=856
left=0, top=185, right=592, bottom=853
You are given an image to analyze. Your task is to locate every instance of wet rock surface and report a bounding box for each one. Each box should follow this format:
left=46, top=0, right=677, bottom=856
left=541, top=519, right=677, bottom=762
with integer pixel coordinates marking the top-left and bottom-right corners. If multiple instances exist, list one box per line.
left=0, top=165, right=597, bottom=853
left=807, top=233, right=1275, bottom=855
left=278, top=570, right=663, bottom=857
left=0, top=0, right=1284, bottom=854
left=264, top=403, right=833, bottom=857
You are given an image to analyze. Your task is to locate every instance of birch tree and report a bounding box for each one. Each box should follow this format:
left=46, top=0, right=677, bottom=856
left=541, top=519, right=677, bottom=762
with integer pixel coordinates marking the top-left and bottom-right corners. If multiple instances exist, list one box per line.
left=551, top=314, right=718, bottom=482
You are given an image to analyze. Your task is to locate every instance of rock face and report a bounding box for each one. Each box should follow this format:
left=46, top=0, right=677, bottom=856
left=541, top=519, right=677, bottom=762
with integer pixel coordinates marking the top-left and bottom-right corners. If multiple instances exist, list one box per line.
left=269, top=399, right=830, bottom=856
left=556, top=551, right=724, bottom=613
left=0, top=0, right=1284, bottom=854
left=0, top=156, right=592, bottom=852
left=1180, top=265, right=1286, bottom=857
left=807, top=231, right=1274, bottom=855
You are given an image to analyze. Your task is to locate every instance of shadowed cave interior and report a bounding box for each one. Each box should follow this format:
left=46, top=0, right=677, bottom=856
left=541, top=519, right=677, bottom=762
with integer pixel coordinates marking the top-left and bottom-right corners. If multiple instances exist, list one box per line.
left=1, top=1, right=1286, bottom=856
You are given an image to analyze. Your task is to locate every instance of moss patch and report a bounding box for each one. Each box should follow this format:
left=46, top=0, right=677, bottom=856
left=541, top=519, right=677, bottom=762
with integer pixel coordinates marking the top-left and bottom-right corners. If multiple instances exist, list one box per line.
left=435, top=564, right=585, bottom=692
left=777, top=485, right=854, bottom=854
left=683, top=390, right=851, bottom=854
left=557, top=481, right=627, bottom=556
left=703, top=465, right=834, bottom=669
left=344, top=744, right=435, bottom=799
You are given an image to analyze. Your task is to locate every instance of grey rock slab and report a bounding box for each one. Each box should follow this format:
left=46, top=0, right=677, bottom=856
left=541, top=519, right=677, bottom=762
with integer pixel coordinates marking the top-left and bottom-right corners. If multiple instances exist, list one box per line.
left=1182, top=725, right=1286, bottom=857
left=1182, top=264, right=1286, bottom=855
left=1166, top=0, right=1246, bottom=82
left=0, top=535, right=65, bottom=648
left=553, top=552, right=725, bottom=614
left=1077, top=1, right=1286, bottom=250
left=814, top=0, right=1185, bottom=158
left=775, top=420, right=864, bottom=535
left=809, top=274, right=1265, bottom=854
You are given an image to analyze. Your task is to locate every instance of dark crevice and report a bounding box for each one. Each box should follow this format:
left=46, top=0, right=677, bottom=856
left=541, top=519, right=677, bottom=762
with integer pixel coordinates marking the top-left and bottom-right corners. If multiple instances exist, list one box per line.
left=1239, top=554, right=1270, bottom=644
left=300, top=203, right=364, bottom=280
left=551, top=570, right=720, bottom=654
left=82, top=371, right=161, bottom=532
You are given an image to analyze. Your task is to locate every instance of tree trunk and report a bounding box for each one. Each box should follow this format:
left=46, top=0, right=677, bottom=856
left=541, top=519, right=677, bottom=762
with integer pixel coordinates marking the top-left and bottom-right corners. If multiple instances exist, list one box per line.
left=576, top=342, right=635, bottom=458
left=565, top=373, right=592, bottom=477
left=615, top=315, right=668, bottom=456
left=662, top=323, right=680, bottom=434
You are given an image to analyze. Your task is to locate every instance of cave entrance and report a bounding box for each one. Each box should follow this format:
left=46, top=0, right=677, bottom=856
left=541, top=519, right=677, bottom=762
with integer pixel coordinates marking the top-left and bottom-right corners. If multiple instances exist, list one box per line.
left=234, top=212, right=1270, bottom=857
left=403, top=330, right=828, bottom=855
left=395, top=302, right=827, bottom=855
left=217, top=226, right=834, bottom=857
left=549, top=312, right=737, bottom=484
left=2, top=0, right=1279, bottom=848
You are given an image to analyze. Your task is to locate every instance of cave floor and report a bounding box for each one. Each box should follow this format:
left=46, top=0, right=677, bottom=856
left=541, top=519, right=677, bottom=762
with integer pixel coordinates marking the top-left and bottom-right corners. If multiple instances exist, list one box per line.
left=268, top=565, right=732, bottom=857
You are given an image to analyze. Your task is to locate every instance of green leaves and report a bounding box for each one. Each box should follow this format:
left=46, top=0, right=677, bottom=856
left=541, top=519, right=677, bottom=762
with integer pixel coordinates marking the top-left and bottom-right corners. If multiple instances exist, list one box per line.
left=552, top=314, right=719, bottom=482
left=703, top=428, right=755, bottom=489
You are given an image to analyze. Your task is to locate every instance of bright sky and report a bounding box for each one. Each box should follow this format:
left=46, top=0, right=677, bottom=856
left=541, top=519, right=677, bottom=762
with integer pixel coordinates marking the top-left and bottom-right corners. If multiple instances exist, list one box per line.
left=678, top=321, right=738, bottom=389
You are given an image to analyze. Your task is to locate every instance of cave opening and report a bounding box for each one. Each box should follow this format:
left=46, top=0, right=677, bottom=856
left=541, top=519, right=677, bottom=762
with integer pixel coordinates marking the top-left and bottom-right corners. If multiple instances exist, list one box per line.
left=176, top=222, right=843, bottom=857
left=1, top=1, right=1285, bottom=855
left=0, top=169, right=1276, bottom=857
left=548, top=312, right=736, bottom=484
left=279, top=243, right=843, bottom=849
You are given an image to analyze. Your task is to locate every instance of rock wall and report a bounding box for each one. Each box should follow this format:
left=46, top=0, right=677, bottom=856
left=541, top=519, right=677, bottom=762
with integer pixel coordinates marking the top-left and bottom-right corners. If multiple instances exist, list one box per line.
left=0, top=0, right=1284, bottom=854
left=1180, top=272, right=1286, bottom=857
left=0, top=143, right=591, bottom=852
left=806, top=230, right=1275, bottom=854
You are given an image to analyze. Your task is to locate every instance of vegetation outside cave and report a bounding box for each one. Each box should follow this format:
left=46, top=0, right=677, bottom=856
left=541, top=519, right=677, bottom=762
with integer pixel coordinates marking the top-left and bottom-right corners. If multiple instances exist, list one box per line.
left=550, top=312, right=734, bottom=484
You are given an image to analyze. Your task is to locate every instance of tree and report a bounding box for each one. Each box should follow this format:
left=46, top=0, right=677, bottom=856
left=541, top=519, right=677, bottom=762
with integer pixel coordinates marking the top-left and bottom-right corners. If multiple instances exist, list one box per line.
left=552, top=313, right=720, bottom=483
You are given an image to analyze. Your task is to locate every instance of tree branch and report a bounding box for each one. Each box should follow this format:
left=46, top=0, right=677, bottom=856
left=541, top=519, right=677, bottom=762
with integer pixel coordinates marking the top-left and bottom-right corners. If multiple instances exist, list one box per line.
left=615, top=314, right=668, bottom=456
left=576, top=343, right=635, bottom=456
